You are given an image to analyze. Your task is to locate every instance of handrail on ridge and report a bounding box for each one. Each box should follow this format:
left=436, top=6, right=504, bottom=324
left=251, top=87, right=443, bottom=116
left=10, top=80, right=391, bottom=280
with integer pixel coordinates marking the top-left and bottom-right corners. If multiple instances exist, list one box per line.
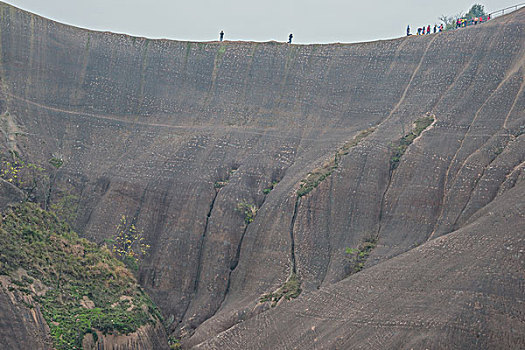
left=489, top=3, right=525, bottom=18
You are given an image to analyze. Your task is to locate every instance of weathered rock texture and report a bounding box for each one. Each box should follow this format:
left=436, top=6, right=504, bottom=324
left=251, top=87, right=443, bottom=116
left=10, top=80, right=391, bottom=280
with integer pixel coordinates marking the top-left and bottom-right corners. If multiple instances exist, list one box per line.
left=0, top=2, right=523, bottom=348
left=82, top=323, right=169, bottom=350
left=0, top=276, right=51, bottom=349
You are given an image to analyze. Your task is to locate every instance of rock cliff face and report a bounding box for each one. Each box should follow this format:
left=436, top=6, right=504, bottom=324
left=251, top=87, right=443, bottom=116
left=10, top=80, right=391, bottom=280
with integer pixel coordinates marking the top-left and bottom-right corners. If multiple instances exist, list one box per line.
left=0, top=280, right=51, bottom=349
left=0, top=2, right=523, bottom=348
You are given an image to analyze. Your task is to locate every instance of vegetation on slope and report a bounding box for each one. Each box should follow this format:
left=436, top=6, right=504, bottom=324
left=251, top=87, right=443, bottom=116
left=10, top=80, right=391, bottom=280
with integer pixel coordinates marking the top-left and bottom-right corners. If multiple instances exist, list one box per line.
left=390, top=115, right=435, bottom=171
left=236, top=201, right=258, bottom=224
left=297, top=127, right=375, bottom=197
left=344, top=236, right=378, bottom=276
left=0, top=203, right=162, bottom=350
left=259, top=273, right=302, bottom=306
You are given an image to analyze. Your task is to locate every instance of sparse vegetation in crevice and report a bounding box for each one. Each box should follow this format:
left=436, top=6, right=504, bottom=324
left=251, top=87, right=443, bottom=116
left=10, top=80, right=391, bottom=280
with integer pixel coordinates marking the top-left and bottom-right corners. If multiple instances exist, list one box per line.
left=214, top=165, right=239, bottom=189
left=0, top=203, right=162, bottom=350
left=297, top=127, right=375, bottom=197
left=390, top=115, right=435, bottom=171
left=259, top=273, right=302, bottom=306
left=344, top=236, right=378, bottom=276
left=49, top=156, right=63, bottom=169
left=168, top=335, right=182, bottom=350
left=263, top=180, right=279, bottom=195
left=236, top=201, right=258, bottom=225
left=214, top=180, right=228, bottom=189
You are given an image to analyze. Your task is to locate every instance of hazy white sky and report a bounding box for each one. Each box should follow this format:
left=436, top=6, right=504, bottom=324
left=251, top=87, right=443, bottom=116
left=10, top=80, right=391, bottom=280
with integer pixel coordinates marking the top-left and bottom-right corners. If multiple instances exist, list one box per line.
left=2, top=0, right=521, bottom=44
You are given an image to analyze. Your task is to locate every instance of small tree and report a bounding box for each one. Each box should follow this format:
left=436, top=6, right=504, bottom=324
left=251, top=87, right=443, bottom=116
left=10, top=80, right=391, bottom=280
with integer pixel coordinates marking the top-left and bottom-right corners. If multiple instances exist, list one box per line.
left=439, top=13, right=462, bottom=30
left=112, top=215, right=150, bottom=269
left=465, top=4, right=486, bottom=19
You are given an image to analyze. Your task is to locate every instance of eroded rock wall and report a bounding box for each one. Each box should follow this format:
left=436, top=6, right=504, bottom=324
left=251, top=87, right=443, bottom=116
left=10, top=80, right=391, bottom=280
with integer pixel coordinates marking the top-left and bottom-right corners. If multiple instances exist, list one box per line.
left=0, top=2, right=523, bottom=348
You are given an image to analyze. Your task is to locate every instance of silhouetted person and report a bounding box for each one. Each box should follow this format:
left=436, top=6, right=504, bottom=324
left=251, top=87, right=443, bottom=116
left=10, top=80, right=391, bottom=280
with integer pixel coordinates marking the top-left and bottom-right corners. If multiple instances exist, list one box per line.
left=220, top=31, right=224, bottom=41
left=427, top=25, right=431, bottom=34
left=434, top=25, right=437, bottom=33
left=288, top=33, right=293, bottom=44
left=422, top=27, right=425, bottom=35
left=407, top=25, right=410, bottom=36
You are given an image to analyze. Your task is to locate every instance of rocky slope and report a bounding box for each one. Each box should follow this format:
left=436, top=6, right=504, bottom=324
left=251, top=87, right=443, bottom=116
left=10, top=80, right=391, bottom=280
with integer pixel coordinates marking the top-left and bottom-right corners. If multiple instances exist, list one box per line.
left=0, top=2, right=523, bottom=348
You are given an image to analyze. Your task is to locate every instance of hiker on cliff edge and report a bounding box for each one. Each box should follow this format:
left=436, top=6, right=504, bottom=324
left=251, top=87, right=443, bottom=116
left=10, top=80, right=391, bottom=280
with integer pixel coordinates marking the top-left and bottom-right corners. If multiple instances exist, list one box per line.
left=407, top=25, right=410, bottom=36
left=427, top=25, right=431, bottom=34
left=220, top=31, right=224, bottom=41
left=288, top=33, right=293, bottom=44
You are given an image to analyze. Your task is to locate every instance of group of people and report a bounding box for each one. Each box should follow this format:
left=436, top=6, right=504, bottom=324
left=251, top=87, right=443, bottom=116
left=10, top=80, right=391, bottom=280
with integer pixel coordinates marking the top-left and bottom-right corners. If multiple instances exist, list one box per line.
left=219, top=31, right=294, bottom=43
left=406, top=24, right=443, bottom=36
left=456, top=15, right=490, bottom=28
left=406, top=13, right=492, bottom=37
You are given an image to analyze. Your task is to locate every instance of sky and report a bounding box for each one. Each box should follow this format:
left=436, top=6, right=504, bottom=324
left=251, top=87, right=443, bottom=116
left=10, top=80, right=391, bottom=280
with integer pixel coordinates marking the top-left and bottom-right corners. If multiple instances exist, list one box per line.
left=2, top=0, right=522, bottom=44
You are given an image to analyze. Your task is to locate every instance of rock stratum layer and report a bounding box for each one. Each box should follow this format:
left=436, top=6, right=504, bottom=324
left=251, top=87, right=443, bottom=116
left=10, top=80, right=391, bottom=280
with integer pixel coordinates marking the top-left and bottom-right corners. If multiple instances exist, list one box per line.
left=0, top=2, right=524, bottom=348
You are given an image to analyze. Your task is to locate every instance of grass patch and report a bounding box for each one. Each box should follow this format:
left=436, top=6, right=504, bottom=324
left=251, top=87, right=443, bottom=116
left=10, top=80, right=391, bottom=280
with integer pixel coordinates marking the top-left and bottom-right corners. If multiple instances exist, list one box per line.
left=260, top=273, right=302, bottom=306
left=298, top=128, right=375, bottom=197
left=0, top=203, right=162, bottom=350
left=344, top=236, right=378, bottom=275
left=390, top=115, right=434, bottom=171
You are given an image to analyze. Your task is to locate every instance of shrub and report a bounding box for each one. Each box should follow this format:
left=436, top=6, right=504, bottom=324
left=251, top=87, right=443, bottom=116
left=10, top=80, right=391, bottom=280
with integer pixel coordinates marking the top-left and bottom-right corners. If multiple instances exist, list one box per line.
left=112, top=215, right=150, bottom=265
left=236, top=201, right=258, bottom=225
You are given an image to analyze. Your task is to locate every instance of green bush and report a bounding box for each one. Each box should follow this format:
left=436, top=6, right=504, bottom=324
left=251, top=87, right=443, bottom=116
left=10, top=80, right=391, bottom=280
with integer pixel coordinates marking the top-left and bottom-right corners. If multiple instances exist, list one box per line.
left=236, top=201, right=258, bottom=225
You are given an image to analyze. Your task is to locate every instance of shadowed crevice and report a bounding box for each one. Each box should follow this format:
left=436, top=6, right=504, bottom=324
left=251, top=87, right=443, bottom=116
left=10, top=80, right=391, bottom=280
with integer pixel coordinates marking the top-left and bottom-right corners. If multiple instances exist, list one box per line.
left=193, top=188, right=219, bottom=294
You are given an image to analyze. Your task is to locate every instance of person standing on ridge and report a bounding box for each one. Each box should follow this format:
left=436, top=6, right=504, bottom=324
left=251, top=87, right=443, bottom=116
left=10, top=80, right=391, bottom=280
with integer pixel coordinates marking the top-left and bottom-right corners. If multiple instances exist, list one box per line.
left=422, top=27, right=425, bottom=35
left=288, top=33, right=293, bottom=44
left=427, top=25, right=431, bottom=34
left=407, top=25, right=410, bottom=36
left=433, top=25, right=437, bottom=33
left=220, top=30, right=224, bottom=41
